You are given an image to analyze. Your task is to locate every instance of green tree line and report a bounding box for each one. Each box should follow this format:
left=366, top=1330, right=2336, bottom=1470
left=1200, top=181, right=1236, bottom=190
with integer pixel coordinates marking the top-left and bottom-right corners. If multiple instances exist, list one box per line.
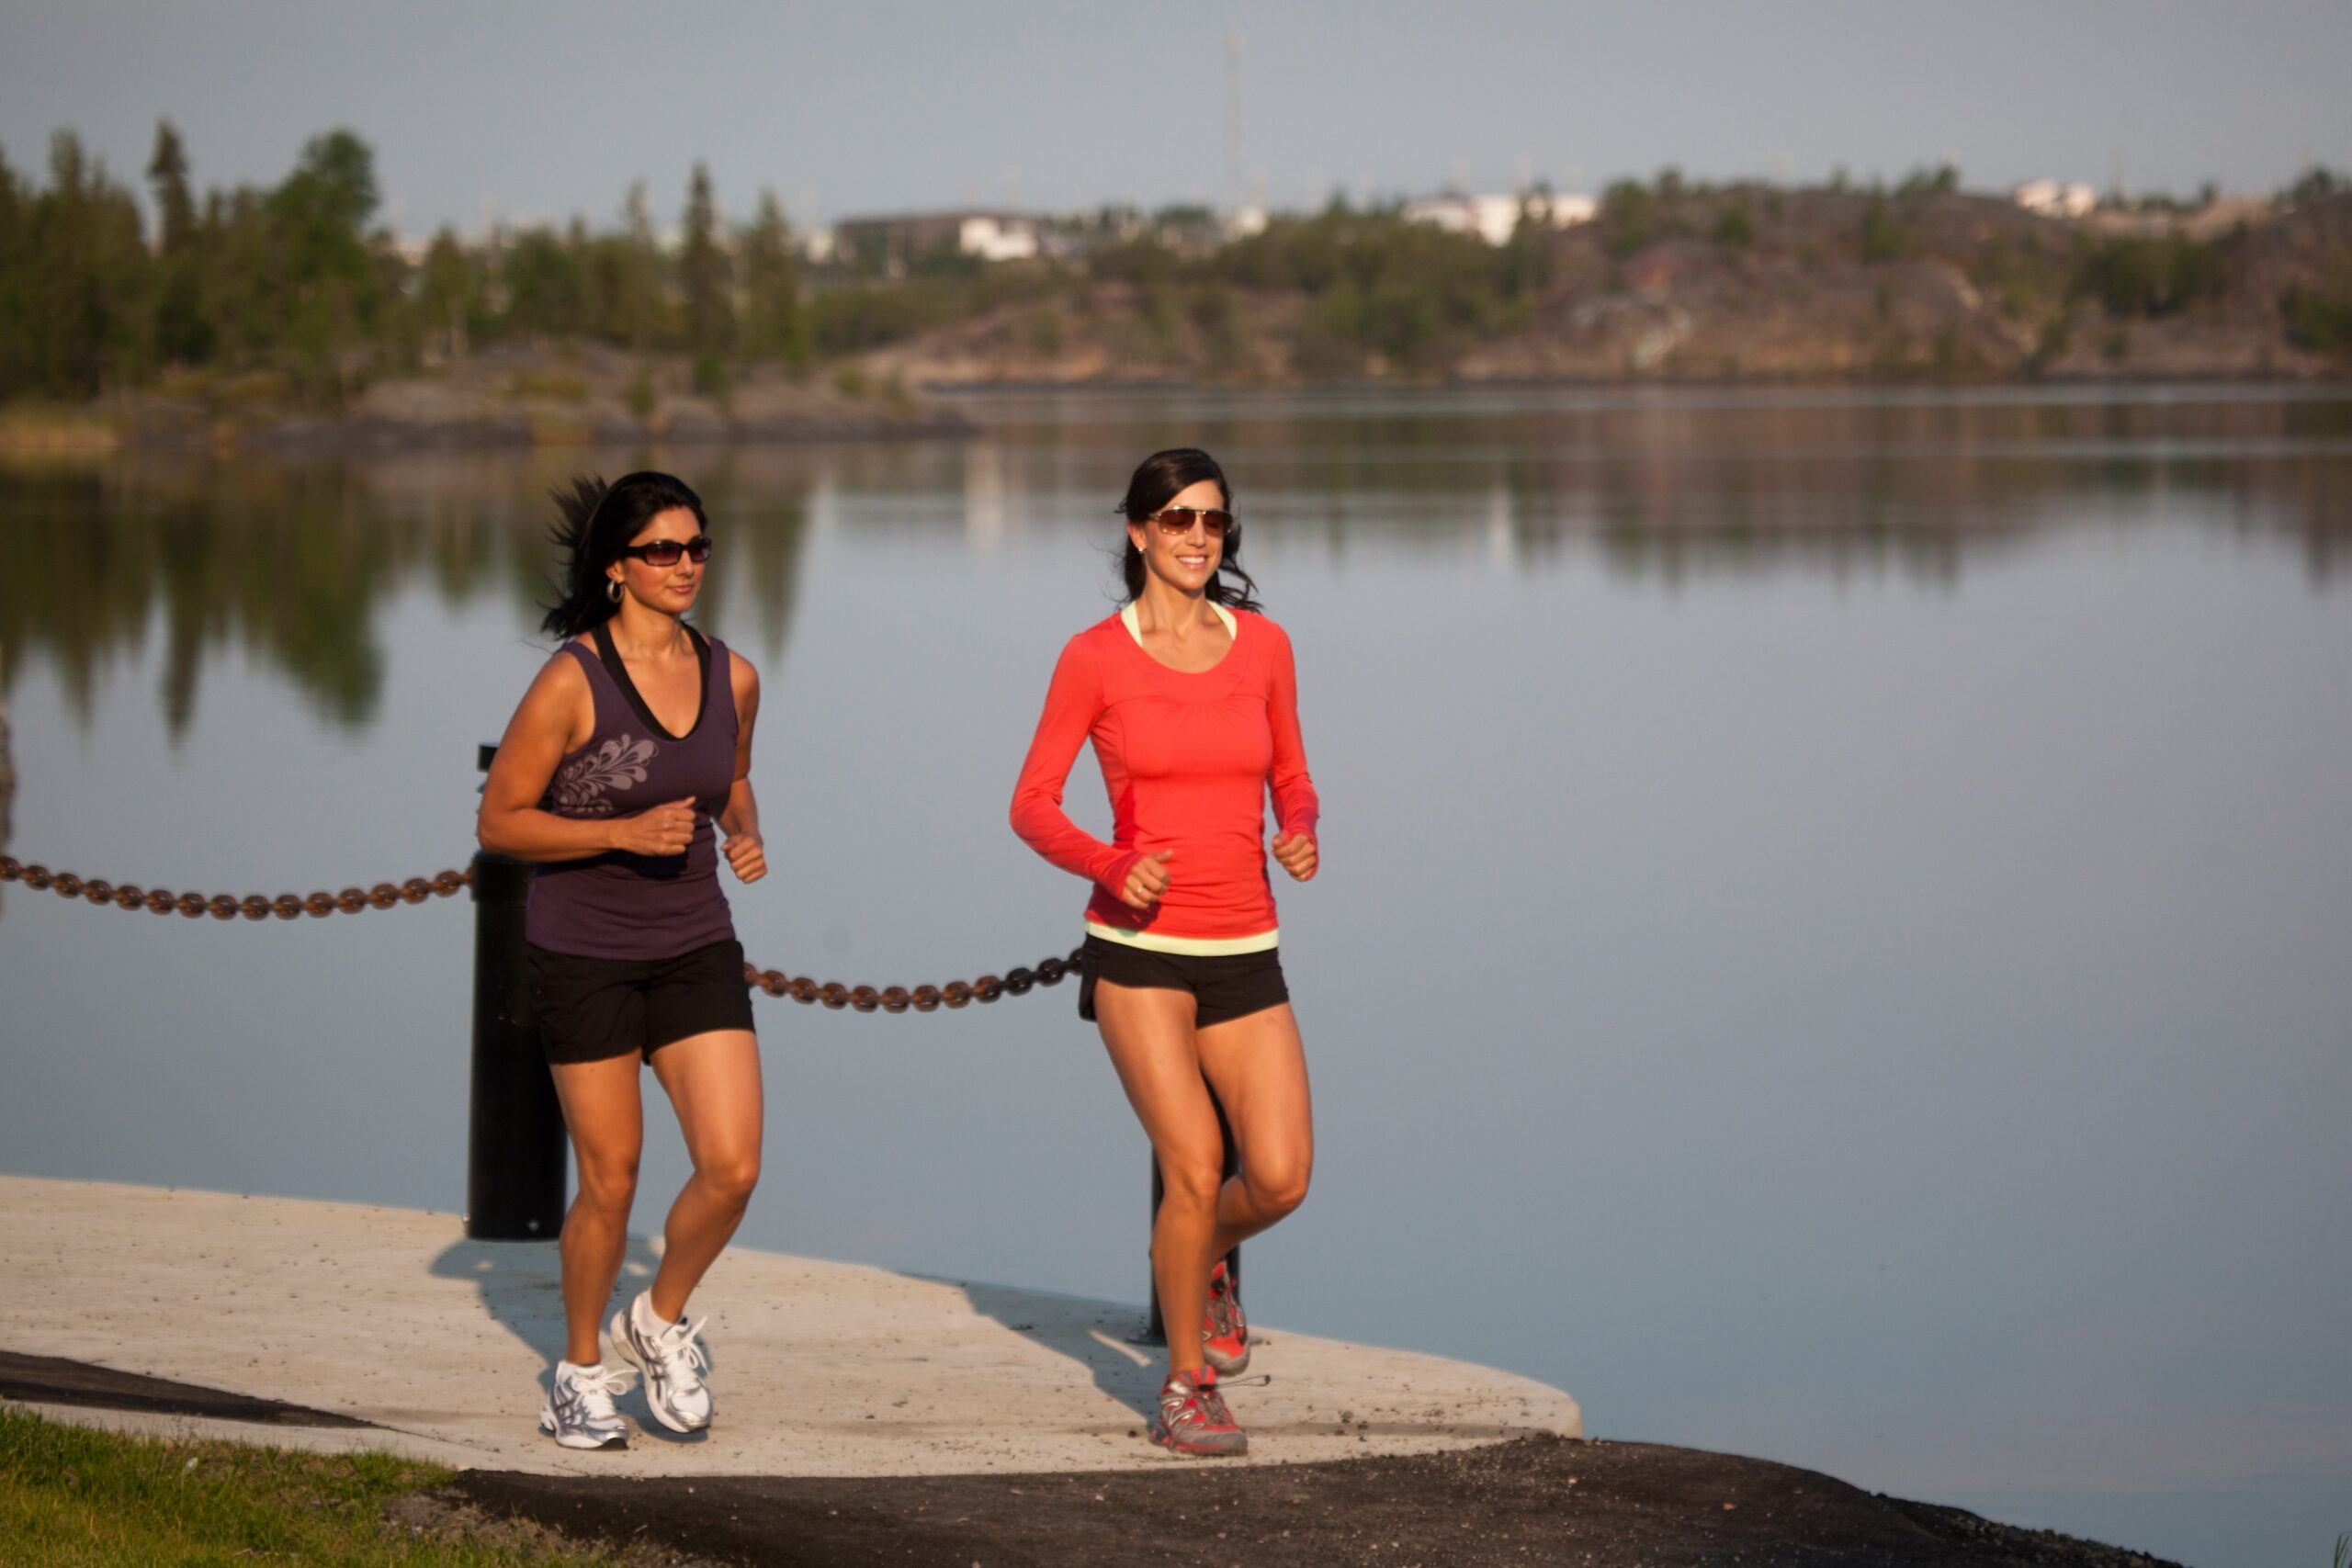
left=1057, top=197, right=1557, bottom=377
left=0, top=119, right=1561, bottom=400
left=6, top=123, right=2340, bottom=409
left=0, top=123, right=808, bottom=408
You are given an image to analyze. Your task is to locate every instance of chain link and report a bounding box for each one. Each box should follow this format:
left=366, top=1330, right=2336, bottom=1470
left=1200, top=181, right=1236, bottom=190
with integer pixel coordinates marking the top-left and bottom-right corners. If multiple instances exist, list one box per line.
left=0, top=852, right=1085, bottom=1013
left=742, top=949, right=1085, bottom=1013
left=0, top=855, right=470, bottom=919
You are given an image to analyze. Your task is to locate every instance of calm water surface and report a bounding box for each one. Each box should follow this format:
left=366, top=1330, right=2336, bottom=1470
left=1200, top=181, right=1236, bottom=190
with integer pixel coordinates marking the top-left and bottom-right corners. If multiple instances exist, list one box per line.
left=2, top=387, right=2346, bottom=1568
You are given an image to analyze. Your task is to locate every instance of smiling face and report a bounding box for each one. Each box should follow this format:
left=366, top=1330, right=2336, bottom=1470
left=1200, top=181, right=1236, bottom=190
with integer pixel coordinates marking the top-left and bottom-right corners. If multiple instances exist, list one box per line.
left=606, top=506, right=707, bottom=613
left=1127, top=478, right=1227, bottom=597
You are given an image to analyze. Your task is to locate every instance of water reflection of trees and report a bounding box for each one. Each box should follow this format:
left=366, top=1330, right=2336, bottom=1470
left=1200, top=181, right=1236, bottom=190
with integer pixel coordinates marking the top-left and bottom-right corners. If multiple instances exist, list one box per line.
left=0, top=449, right=811, bottom=733
left=2, top=394, right=2344, bottom=730
left=1061, top=389, right=2352, bottom=588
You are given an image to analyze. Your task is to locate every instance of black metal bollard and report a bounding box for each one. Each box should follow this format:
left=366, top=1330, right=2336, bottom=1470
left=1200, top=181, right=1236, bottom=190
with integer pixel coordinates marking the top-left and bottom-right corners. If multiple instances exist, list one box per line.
left=467, top=744, right=568, bottom=1239
left=1142, top=1091, right=1240, bottom=1346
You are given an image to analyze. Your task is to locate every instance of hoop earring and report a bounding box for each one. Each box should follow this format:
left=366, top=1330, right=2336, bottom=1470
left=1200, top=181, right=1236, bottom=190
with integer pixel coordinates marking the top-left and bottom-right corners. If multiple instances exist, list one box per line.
left=606, top=579, right=624, bottom=604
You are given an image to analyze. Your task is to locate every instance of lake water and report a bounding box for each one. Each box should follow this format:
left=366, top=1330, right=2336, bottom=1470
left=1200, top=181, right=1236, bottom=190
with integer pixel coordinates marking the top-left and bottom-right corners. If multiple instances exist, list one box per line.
left=2, top=386, right=2346, bottom=1568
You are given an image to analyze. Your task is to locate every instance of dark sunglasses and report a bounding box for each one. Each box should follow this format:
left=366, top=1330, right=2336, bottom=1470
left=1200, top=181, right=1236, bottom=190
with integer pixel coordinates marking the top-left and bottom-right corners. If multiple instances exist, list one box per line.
left=1143, top=506, right=1234, bottom=537
left=618, top=535, right=713, bottom=567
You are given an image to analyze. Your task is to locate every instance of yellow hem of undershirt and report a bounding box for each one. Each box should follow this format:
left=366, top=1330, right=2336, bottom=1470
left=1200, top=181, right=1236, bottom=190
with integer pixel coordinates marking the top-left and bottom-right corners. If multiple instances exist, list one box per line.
left=1119, top=600, right=1238, bottom=643
left=1085, top=920, right=1279, bottom=956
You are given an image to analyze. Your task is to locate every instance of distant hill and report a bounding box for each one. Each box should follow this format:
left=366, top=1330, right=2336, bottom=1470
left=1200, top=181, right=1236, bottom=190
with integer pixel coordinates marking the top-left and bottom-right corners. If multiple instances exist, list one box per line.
left=6, top=120, right=2345, bottom=443
left=844, top=188, right=2352, bottom=388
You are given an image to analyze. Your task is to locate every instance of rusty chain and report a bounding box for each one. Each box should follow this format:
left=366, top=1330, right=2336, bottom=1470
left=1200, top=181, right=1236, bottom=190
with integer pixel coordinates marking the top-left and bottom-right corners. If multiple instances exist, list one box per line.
left=741, top=949, right=1086, bottom=1014
left=0, top=852, right=1085, bottom=1013
left=0, top=854, right=470, bottom=919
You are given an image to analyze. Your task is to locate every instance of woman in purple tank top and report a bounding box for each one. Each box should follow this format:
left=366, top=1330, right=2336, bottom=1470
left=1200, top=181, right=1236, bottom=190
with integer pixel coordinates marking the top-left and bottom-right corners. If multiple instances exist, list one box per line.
left=478, top=470, right=766, bottom=1450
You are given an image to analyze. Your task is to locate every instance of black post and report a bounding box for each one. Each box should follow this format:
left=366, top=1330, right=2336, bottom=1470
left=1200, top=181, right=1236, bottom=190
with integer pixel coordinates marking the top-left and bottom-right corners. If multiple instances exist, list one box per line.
left=1142, top=1092, right=1240, bottom=1346
left=467, top=744, right=567, bottom=1239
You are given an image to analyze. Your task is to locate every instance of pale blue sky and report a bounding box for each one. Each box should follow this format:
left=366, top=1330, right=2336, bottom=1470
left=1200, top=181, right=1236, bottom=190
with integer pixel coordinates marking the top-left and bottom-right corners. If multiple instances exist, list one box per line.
left=2, top=0, right=2346, bottom=236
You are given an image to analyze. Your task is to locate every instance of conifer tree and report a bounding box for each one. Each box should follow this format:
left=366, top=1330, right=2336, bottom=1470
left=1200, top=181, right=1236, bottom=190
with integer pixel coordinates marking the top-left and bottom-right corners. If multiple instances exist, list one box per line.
left=503, top=227, right=586, bottom=339
left=605, top=180, right=664, bottom=350
left=419, top=227, right=474, bottom=358
left=741, top=189, right=808, bottom=367
left=681, top=162, right=732, bottom=355
left=145, top=120, right=197, bottom=254
left=33, top=132, right=153, bottom=397
left=146, top=120, right=211, bottom=363
left=0, top=144, right=31, bottom=399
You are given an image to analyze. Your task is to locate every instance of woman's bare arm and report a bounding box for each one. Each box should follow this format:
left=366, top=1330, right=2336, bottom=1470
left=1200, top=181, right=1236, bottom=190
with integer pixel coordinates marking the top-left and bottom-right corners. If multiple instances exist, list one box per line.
left=718, top=652, right=766, bottom=882
left=478, top=653, right=694, bottom=863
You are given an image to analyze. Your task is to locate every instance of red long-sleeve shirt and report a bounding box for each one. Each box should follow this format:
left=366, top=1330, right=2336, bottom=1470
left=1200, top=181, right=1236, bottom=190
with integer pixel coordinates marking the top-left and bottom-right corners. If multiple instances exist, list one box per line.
left=1010, top=604, right=1319, bottom=953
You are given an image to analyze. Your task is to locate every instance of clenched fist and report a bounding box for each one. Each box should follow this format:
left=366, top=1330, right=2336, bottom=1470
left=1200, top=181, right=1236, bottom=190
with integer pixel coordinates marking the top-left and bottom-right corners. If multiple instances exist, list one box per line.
left=724, top=830, right=767, bottom=884
left=1118, top=850, right=1174, bottom=910
left=1271, top=830, right=1317, bottom=882
left=611, top=798, right=696, bottom=857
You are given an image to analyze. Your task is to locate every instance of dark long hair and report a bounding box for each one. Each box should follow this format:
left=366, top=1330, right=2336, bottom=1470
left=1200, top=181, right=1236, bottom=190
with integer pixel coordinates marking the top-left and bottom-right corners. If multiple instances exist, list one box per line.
left=540, top=470, right=709, bottom=638
left=1117, top=446, right=1262, bottom=613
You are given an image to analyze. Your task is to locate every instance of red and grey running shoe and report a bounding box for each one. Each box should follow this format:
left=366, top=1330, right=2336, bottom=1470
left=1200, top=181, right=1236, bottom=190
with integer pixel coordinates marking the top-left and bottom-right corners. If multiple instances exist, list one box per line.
left=1202, top=1258, right=1250, bottom=1375
left=1151, top=1365, right=1249, bottom=1457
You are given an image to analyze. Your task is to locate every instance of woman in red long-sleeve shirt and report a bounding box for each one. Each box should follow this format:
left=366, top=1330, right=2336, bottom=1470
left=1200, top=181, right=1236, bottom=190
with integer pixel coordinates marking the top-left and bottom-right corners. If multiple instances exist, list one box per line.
left=1010, top=447, right=1319, bottom=1458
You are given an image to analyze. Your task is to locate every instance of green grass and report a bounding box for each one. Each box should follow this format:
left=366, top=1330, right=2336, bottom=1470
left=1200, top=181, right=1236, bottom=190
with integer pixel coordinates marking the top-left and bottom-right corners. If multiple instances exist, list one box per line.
left=0, top=1404, right=609, bottom=1565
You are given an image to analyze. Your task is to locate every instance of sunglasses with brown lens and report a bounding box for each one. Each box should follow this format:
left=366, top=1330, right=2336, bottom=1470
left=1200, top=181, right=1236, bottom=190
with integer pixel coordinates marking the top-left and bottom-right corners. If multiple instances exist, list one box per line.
left=618, top=535, right=713, bottom=567
left=1142, top=506, right=1234, bottom=537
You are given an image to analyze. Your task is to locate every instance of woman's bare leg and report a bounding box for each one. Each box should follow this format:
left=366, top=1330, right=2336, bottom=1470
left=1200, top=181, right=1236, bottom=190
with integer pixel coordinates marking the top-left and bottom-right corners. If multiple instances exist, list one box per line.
left=1194, top=1001, right=1314, bottom=1261
left=1092, top=980, right=1227, bottom=1378
left=644, top=1029, right=763, bottom=1321
left=550, top=1055, right=645, bottom=1367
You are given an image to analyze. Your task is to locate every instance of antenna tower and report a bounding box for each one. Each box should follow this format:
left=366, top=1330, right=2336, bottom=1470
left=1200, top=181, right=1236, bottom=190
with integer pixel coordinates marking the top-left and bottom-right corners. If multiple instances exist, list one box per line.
left=1224, top=31, right=1244, bottom=213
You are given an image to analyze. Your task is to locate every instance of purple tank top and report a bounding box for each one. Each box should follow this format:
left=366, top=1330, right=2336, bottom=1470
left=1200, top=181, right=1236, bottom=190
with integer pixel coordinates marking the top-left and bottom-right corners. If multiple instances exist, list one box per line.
left=525, top=625, right=740, bottom=961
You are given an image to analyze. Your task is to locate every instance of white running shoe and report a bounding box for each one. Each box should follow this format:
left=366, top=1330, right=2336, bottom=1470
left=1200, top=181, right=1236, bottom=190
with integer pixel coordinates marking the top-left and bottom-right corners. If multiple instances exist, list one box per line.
left=538, top=1360, right=635, bottom=1450
left=609, top=1294, right=714, bottom=1433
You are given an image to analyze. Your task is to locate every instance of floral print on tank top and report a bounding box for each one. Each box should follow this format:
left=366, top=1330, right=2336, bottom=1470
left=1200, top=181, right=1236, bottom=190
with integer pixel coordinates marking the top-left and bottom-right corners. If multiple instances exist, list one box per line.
left=549, top=735, right=657, bottom=816
left=527, top=630, right=737, bottom=961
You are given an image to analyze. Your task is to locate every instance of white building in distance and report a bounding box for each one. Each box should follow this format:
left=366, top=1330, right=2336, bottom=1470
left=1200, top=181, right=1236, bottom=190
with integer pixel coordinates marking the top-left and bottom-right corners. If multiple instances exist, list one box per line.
left=827, top=209, right=1043, bottom=271
left=2014, top=180, right=2099, bottom=219
left=1402, top=191, right=1597, bottom=246
left=956, top=213, right=1041, bottom=262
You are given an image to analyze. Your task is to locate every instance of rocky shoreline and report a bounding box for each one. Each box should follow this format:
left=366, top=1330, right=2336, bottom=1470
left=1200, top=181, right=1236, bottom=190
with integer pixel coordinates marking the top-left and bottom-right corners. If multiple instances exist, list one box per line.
left=0, top=344, right=973, bottom=454
left=11, top=365, right=2346, bottom=460
left=442, top=1435, right=2190, bottom=1568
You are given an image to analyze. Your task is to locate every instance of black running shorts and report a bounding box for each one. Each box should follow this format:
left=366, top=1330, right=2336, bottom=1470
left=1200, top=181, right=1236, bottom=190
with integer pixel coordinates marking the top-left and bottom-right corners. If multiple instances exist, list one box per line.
left=1077, top=935, right=1289, bottom=1030
left=526, top=938, right=757, bottom=1066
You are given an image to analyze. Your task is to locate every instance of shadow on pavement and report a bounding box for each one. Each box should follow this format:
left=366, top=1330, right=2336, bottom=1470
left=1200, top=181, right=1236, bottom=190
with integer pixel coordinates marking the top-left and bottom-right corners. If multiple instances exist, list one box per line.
left=0, top=1349, right=371, bottom=1428
left=428, top=1232, right=714, bottom=1444
left=952, top=1280, right=1162, bottom=1426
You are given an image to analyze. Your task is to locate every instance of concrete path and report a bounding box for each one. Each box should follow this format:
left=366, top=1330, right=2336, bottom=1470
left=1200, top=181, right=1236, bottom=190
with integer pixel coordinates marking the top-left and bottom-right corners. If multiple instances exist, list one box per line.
left=1, top=1177, right=1578, bottom=1477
